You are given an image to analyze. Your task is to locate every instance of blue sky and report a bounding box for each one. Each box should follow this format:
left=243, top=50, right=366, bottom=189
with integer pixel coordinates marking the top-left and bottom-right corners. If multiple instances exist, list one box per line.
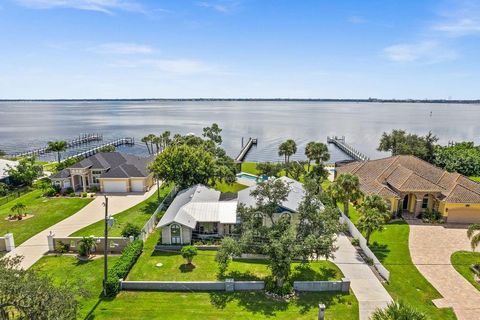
left=1, top=0, right=479, bottom=99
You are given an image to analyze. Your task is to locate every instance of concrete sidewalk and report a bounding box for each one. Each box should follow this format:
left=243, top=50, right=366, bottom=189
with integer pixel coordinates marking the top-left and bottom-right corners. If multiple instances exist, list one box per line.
left=5, top=187, right=157, bottom=270
left=331, top=234, right=392, bottom=320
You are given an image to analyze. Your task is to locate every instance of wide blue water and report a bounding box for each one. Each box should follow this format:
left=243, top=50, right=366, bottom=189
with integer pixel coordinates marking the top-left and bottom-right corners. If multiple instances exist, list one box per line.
left=0, top=100, right=479, bottom=163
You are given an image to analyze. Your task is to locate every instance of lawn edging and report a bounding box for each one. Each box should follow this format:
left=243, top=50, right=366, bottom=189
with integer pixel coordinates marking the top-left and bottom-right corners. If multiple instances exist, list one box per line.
left=340, top=211, right=390, bottom=280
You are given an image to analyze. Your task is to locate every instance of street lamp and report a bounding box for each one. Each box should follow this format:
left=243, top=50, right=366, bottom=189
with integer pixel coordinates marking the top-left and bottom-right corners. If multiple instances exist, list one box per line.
left=102, top=196, right=115, bottom=296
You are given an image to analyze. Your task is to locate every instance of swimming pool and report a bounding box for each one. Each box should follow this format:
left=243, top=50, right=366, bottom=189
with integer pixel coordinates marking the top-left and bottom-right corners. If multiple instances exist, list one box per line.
left=236, top=172, right=267, bottom=182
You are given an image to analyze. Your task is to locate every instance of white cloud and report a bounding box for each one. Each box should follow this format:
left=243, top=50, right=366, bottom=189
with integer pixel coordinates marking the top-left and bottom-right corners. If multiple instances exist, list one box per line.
left=431, top=0, right=480, bottom=36
left=383, top=41, right=457, bottom=63
left=197, top=0, right=241, bottom=13
left=348, top=16, right=367, bottom=24
left=14, top=0, right=145, bottom=14
left=432, top=18, right=480, bottom=36
left=90, top=42, right=155, bottom=54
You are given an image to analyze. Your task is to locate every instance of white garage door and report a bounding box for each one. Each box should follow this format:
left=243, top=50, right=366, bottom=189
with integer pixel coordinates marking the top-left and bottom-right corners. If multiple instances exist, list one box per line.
left=131, top=180, right=144, bottom=192
left=103, top=180, right=127, bottom=193
left=448, top=208, right=480, bottom=224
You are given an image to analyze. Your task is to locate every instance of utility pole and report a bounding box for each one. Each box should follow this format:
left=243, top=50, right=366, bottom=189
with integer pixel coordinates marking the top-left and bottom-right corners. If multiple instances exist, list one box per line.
left=103, top=195, right=109, bottom=297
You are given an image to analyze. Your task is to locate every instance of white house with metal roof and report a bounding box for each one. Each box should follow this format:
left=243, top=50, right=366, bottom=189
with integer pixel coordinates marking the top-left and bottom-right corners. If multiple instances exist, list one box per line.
left=156, top=176, right=309, bottom=245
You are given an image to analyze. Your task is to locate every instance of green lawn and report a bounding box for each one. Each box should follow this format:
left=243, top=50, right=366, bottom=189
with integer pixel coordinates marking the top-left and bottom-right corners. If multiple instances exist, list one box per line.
left=128, top=233, right=343, bottom=281
left=0, top=190, right=93, bottom=245
left=241, top=162, right=260, bottom=175
left=71, top=184, right=173, bottom=237
left=214, top=181, right=248, bottom=193
left=470, top=176, right=480, bottom=183
left=88, top=291, right=358, bottom=320
left=368, top=221, right=456, bottom=319
left=31, top=255, right=120, bottom=320
left=451, top=251, right=480, bottom=291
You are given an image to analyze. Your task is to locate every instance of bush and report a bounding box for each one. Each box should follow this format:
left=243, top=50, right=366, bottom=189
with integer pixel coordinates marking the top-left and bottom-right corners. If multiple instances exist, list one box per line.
left=65, top=187, right=74, bottom=195
left=106, top=240, right=143, bottom=297
left=351, top=237, right=360, bottom=246
left=421, top=209, right=443, bottom=223
left=44, top=187, right=57, bottom=197
left=55, top=241, right=69, bottom=253
left=265, top=277, right=293, bottom=296
left=181, top=245, right=198, bottom=265
left=121, top=223, right=141, bottom=239
left=89, top=186, right=100, bottom=192
left=81, top=192, right=87, bottom=198
left=365, top=257, right=374, bottom=266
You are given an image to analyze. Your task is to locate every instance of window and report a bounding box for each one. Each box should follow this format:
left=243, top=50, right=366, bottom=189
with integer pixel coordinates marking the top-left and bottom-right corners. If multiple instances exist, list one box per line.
left=92, top=170, right=103, bottom=175
left=171, top=224, right=181, bottom=244
left=422, top=194, right=429, bottom=209
left=280, top=211, right=292, bottom=222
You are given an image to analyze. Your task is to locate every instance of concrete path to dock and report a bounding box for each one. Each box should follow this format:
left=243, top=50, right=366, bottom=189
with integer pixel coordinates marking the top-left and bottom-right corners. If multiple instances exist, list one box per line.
left=5, top=186, right=157, bottom=270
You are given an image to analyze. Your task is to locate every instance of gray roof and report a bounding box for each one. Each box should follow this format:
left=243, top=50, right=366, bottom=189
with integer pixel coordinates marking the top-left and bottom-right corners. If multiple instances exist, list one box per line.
left=51, top=152, right=153, bottom=179
left=237, top=176, right=306, bottom=212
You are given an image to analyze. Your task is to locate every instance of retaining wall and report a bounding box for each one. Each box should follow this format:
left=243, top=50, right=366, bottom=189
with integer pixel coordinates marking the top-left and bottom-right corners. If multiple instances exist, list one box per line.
left=293, top=278, right=350, bottom=292
left=340, top=212, right=390, bottom=280
left=49, top=236, right=131, bottom=254
left=120, top=279, right=265, bottom=292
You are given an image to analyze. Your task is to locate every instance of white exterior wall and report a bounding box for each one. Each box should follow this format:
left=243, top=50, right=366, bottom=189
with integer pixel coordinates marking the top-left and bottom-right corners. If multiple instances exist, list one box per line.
left=161, top=224, right=192, bottom=244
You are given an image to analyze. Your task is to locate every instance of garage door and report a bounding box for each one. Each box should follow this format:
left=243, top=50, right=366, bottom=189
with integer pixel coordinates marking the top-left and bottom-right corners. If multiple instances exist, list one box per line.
left=131, top=180, right=144, bottom=192
left=447, top=208, right=480, bottom=224
left=103, top=180, right=127, bottom=193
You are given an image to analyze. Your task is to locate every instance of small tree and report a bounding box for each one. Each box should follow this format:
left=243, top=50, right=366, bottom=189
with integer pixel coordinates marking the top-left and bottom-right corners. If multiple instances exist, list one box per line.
left=78, top=236, right=96, bottom=257
left=357, top=207, right=389, bottom=245
left=256, top=162, right=283, bottom=178
left=202, top=123, right=223, bottom=145
left=288, top=161, right=306, bottom=181
left=0, top=182, right=8, bottom=197
left=181, top=245, right=198, bottom=265
left=467, top=224, right=480, bottom=251
left=6, top=157, right=42, bottom=186
left=215, top=237, right=240, bottom=276
left=47, top=140, right=68, bottom=164
left=305, top=141, right=330, bottom=172
left=121, top=223, right=141, bottom=239
left=10, top=203, right=27, bottom=218
left=371, top=301, right=427, bottom=320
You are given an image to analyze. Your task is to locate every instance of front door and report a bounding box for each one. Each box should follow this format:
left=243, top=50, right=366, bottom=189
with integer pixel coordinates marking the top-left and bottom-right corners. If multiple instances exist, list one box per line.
left=403, top=195, right=409, bottom=210
left=170, top=224, right=181, bottom=244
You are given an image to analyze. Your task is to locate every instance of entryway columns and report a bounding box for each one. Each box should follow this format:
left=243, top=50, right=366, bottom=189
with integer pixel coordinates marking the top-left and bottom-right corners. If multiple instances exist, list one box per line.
left=81, top=175, right=87, bottom=193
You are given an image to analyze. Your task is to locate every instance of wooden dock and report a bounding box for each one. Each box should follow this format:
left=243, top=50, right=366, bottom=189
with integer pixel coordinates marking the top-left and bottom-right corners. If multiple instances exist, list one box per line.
left=12, top=133, right=103, bottom=158
left=327, top=136, right=369, bottom=161
left=63, top=137, right=135, bottom=161
left=235, top=137, right=258, bottom=163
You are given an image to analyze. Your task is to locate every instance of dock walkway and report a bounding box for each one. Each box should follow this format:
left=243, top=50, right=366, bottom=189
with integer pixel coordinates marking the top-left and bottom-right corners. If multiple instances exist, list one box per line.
left=327, top=136, right=369, bottom=161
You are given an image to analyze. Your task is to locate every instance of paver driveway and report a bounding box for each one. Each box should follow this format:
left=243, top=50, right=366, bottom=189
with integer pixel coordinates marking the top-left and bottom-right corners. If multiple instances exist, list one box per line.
left=5, top=186, right=157, bottom=270
left=409, top=221, right=480, bottom=320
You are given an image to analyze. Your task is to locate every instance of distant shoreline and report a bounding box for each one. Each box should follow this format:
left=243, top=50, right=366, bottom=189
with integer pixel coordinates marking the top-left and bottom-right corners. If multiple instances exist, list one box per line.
left=0, top=98, right=479, bottom=104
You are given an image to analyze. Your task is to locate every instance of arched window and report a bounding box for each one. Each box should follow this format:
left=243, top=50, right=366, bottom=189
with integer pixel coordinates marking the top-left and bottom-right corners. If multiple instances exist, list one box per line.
left=280, top=211, right=292, bottom=223
left=170, top=224, right=181, bottom=244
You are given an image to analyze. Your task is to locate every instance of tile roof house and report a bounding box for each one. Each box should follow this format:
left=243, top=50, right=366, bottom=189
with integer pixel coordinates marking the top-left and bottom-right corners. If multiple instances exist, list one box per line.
left=156, top=176, right=310, bottom=245
left=336, top=155, right=480, bottom=223
left=50, top=152, right=155, bottom=193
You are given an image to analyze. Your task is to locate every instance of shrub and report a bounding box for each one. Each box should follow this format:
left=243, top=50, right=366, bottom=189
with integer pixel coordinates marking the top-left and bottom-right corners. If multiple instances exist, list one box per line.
left=365, top=257, right=374, bottom=266
left=78, top=236, right=96, bottom=257
left=89, top=186, right=100, bottom=192
left=55, top=241, right=69, bottom=253
left=421, top=209, right=443, bottom=223
left=351, top=237, right=360, bottom=246
left=265, top=277, right=293, bottom=296
left=181, top=245, right=198, bottom=265
left=65, top=187, right=74, bottom=194
left=44, top=187, right=57, bottom=197
left=371, top=301, right=426, bottom=320
left=81, top=192, right=87, bottom=198
left=121, top=223, right=141, bottom=239
left=106, top=240, right=143, bottom=296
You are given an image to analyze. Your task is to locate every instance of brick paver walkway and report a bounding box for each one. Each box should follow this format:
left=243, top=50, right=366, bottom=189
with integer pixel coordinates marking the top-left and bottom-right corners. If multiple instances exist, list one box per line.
left=408, top=222, right=480, bottom=320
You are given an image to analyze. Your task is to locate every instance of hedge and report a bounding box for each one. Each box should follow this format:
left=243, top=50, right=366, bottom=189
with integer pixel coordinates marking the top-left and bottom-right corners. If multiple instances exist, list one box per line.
left=105, top=239, right=143, bottom=296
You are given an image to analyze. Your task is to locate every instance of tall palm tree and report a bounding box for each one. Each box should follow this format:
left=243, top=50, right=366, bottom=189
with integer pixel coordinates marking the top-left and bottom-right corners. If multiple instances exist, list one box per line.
left=146, top=134, right=157, bottom=154
left=305, top=141, right=316, bottom=172
left=333, top=173, right=363, bottom=217
left=47, top=140, right=68, bottom=163
left=371, top=301, right=426, bottom=320
left=161, top=130, right=172, bottom=149
left=278, top=139, right=297, bottom=164
left=151, top=136, right=161, bottom=154
left=467, top=224, right=480, bottom=251
left=141, top=136, right=151, bottom=154
left=311, top=142, right=330, bottom=165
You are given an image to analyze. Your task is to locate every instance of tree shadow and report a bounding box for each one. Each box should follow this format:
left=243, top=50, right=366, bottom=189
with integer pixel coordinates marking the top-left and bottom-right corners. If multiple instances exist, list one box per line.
left=209, top=292, right=289, bottom=316
left=141, top=201, right=159, bottom=215
left=151, top=250, right=180, bottom=257
left=290, top=264, right=338, bottom=281
left=294, top=292, right=348, bottom=315
left=220, top=270, right=261, bottom=281
left=369, top=242, right=390, bottom=263
left=179, top=263, right=196, bottom=273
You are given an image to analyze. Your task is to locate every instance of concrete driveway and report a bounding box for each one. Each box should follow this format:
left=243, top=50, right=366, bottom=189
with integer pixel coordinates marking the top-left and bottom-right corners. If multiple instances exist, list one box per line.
left=331, top=235, right=392, bottom=320
left=408, top=222, right=480, bottom=320
left=5, top=186, right=157, bottom=270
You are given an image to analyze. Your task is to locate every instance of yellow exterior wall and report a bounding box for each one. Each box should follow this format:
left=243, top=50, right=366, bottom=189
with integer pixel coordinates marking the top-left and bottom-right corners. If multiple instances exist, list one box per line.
left=442, top=203, right=480, bottom=217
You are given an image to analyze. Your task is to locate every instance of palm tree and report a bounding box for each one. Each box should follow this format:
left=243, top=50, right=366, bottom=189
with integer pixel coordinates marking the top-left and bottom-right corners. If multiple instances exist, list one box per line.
left=151, top=136, right=161, bottom=154
left=78, top=236, right=96, bottom=258
left=361, top=195, right=389, bottom=213
left=161, top=130, right=172, bottom=149
left=333, top=173, right=363, bottom=217
left=47, top=140, right=68, bottom=163
left=305, top=141, right=316, bottom=172
left=467, top=224, right=480, bottom=251
left=11, top=203, right=27, bottom=217
left=278, top=139, right=297, bottom=164
left=357, top=207, right=389, bottom=245
left=371, top=301, right=426, bottom=320
left=305, top=142, right=330, bottom=172
left=141, top=135, right=152, bottom=154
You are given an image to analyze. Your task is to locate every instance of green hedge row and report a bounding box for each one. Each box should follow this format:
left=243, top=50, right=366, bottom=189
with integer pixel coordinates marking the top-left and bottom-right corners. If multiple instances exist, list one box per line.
left=105, top=239, right=143, bottom=296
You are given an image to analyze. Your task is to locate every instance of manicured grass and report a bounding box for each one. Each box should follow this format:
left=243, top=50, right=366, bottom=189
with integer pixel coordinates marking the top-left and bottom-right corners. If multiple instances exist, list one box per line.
left=31, top=255, right=120, bottom=320
left=0, top=189, right=93, bottom=245
left=368, top=221, right=456, bottom=319
left=214, top=181, right=248, bottom=193
left=470, top=176, right=480, bottom=183
left=71, top=184, right=173, bottom=237
left=128, top=233, right=343, bottom=281
left=451, top=251, right=480, bottom=291
left=88, top=291, right=358, bottom=320
left=241, top=162, right=260, bottom=175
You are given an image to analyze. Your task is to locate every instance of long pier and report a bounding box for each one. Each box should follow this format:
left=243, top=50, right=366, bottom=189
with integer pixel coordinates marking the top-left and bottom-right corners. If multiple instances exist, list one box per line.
left=235, top=137, right=258, bottom=163
left=327, top=136, right=369, bottom=161
left=63, top=137, right=135, bottom=161
left=12, top=133, right=103, bottom=158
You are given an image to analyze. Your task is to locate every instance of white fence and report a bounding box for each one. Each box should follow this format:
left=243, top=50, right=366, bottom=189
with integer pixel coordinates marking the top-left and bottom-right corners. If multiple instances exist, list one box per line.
left=340, top=212, right=390, bottom=281
left=120, top=279, right=264, bottom=292
left=139, top=185, right=178, bottom=241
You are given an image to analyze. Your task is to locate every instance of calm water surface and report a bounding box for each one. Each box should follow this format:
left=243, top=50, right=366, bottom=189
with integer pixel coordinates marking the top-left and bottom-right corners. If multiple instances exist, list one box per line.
left=0, top=101, right=479, bottom=163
